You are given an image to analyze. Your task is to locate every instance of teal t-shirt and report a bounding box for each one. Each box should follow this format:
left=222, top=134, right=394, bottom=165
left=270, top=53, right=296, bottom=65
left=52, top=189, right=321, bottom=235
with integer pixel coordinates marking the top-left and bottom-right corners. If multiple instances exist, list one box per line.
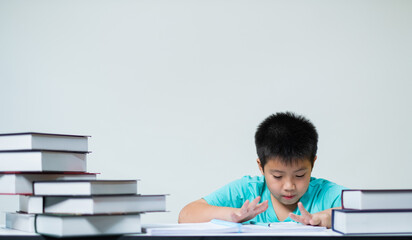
left=203, top=176, right=346, bottom=223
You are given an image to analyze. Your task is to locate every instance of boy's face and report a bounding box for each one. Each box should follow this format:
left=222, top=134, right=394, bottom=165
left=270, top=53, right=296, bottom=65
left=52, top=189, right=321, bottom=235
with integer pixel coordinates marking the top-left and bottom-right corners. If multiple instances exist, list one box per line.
left=257, top=157, right=314, bottom=207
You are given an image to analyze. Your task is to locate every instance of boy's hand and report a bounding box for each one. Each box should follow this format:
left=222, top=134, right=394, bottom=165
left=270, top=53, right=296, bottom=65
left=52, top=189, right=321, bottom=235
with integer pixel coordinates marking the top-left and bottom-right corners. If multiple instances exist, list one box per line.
left=289, top=202, right=334, bottom=228
left=230, top=196, right=268, bottom=223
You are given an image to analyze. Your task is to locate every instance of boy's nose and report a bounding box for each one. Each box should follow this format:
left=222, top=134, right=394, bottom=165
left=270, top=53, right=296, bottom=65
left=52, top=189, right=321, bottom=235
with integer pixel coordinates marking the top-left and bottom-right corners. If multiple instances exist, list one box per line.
left=284, top=180, right=296, bottom=191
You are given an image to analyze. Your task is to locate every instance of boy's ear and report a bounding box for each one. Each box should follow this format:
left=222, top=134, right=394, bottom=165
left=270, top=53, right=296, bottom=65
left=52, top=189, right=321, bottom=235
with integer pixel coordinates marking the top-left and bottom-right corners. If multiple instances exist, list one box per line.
left=312, top=156, right=317, bottom=170
left=256, top=158, right=264, bottom=174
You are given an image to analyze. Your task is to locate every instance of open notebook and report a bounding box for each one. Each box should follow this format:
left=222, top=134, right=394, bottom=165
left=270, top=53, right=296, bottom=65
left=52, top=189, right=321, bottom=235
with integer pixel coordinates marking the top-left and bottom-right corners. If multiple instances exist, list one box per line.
left=143, top=219, right=327, bottom=235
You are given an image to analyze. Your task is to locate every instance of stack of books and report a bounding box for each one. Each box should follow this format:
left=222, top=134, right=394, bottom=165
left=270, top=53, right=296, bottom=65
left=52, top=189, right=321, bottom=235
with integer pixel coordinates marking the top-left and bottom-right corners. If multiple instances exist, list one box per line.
left=0, top=132, right=97, bottom=195
left=0, top=132, right=167, bottom=237
left=332, top=189, right=412, bottom=234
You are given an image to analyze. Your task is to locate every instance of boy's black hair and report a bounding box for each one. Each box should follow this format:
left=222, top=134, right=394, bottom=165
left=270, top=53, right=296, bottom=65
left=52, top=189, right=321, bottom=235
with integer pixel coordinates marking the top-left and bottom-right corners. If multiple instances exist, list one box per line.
left=254, top=112, right=318, bottom=168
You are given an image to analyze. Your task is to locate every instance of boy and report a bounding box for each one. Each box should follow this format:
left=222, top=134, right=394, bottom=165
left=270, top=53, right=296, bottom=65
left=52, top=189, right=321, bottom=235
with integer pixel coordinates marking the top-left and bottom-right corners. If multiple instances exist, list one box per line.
left=178, top=112, right=346, bottom=228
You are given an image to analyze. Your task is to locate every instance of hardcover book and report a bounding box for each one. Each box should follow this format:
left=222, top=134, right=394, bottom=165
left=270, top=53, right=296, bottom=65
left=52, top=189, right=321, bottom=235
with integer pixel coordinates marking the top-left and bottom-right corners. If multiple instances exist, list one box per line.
left=6, top=213, right=142, bottom=237
left=19, top=195, right=43, bottom=213
left=0, top=132, right=89, bottom=152
left=34, top=179, right=138, bottom=196
left=332, top=209, right=412, bottom=234
left=342, top=189, right=412, bottom=210
left=36, top=214, right=141, bottom=237
left=0, top=172, right=97, bottom=195
left=0, top=151, right=87, bottom=172
left=44, top=194, right=167, bottom=214
left=5, top=212, right=36, bottom=233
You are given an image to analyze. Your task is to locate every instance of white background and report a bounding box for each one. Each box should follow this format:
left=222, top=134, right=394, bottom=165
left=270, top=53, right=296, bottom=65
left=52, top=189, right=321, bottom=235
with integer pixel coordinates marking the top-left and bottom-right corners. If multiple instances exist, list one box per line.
left=1, top=0, right=412, bottom=224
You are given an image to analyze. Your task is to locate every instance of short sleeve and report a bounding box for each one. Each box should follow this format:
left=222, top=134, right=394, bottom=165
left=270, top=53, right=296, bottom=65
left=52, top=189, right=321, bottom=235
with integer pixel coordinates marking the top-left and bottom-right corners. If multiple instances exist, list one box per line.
left=318, top=180, right=348, bottom=209
left=202, top=176, right=257, bottom=208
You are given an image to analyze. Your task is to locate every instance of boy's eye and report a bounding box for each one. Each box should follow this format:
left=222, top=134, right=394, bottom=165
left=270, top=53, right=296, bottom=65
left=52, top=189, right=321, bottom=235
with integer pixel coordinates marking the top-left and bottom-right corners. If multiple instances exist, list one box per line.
left=296, top=174, right=305, bottom=178
left=273, top=175, right=282, bottom=179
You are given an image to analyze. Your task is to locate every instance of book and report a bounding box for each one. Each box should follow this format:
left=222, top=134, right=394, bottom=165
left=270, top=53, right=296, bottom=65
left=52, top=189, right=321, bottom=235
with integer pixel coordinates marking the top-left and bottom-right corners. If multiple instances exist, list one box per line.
left=6, top=213, right=141, bottom=237
left=0, top=172, right=97, bottom=194
left=332, top=209, right=412, bottom=234
left=143, top=219, right=327, bottom=235
left=243, top=222, right=326, bottom=233
left=0, top=151, right=87, bottom=172
left=0, top=132, right=88, bottom=152
left=5, top=212, right=36, bottom=233
left=37, top=214, right=141, bottom=237
left=43, top=194, right=166, bottom=214
left=33, top=180, right=138, bottom=196
left=143, top=220, right=242, bottom=235
left=342, top=189, right=412, bottom=210
left=19, top=196, right=43, bottom=213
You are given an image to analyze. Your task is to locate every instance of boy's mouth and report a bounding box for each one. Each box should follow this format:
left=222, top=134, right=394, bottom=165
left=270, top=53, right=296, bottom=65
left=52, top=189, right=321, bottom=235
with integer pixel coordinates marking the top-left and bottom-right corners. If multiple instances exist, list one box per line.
left=282, top=195, right=295, bottom=200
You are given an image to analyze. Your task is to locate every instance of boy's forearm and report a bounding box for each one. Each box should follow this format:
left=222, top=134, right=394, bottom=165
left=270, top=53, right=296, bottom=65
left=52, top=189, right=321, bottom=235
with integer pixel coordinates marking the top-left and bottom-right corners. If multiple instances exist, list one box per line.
left=178, top=199, right=235, bottom=223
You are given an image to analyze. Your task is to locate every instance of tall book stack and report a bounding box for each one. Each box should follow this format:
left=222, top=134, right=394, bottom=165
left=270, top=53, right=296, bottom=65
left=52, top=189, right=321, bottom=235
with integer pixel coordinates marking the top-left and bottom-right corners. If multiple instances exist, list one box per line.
left=0, top=132, right=167, bottom=237
left=332, top=189, right=412, bottom=235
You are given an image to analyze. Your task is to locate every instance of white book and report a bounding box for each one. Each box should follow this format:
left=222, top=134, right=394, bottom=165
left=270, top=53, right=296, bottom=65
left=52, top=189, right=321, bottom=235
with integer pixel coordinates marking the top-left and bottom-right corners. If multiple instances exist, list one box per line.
left=332, top=209, right=412, bottom=234
left=5, top=212, right=36, bottom=233
left=36, top=214, right=141, bottom=237
left=143, top=221, right=242, bottom=235
left=144, top=220, right=326, bottom=235
left=342, top=189, right=412, bottom=210
left=19, top=196, right=43, bottom=214
left=0, top=132, right=88, bottom=152
left=7, top=213, right=141, bottom=237
left=34, top=180, right=138, bottom=196
left=0, top=172, right=97, bottom=194
left=0, top=151, right=87, bottom=172
left=44, top=194, right=167, bottom=214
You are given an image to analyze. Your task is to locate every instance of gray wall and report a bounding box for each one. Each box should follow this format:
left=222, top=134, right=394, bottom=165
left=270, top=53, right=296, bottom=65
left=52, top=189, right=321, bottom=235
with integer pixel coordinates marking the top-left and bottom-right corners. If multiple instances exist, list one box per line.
left=1, top=0, right=412, bottom=224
